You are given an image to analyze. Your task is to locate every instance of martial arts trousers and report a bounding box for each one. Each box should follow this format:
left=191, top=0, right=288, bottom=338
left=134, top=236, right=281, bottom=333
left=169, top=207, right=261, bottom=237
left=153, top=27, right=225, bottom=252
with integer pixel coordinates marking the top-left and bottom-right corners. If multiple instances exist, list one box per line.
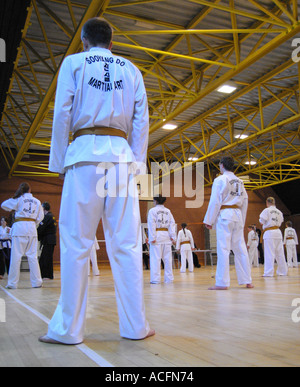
left=7, top=236, right=42, bottom=289
left=286, top=244, right=298, bottom=268
left=47, top=162, right=150, bottom=344
left=263, top=238, right=288, bottom=276
left=149, top=243, right=174, bottom=284
left=180, top=248, right=194, bottom=273
left=215, top=218, right=252, bottom=287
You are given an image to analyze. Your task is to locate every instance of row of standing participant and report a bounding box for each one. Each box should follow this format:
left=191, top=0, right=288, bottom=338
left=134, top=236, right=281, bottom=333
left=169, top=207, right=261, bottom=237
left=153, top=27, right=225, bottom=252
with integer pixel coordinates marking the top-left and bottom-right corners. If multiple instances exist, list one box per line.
left=247, top=222, right=298, bottom=269
left=147, top=157, right=298, bottom=290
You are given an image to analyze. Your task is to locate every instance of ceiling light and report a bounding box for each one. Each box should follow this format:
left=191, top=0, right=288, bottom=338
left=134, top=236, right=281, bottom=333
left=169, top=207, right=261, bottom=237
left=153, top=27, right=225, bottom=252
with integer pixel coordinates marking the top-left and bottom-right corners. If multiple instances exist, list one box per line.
left=245, top=160, right=257, bottom=165
left=162, top=123, right=178, bottom=130
left=217, top=81, right=237, bottom=94
left=239, top=175, right=251, bottom=183
left=234, top=134, right=248, bottom=139
left=188, top=156, right=198, bottom=161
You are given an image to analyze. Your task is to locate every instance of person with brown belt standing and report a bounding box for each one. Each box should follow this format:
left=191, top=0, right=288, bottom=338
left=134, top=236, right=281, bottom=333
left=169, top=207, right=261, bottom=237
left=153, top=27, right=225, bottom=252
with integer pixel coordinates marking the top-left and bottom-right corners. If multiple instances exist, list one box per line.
left=259, top=197, right=288, bottom=277
left=39, top=18, right=154, bottom=345
left=1, top=182, right=44, bottom=289
left=283, top=221, right=298, bottom=268
left=203, top=156, right=253, bottom=290
left=147, top=195, right=176, bottom=284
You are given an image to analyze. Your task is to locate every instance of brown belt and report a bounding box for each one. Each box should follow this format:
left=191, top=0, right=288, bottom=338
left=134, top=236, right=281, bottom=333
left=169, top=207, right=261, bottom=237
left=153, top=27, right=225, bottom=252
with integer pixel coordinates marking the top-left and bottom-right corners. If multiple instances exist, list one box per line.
left=73, top=126, right=127, bottom=141
left=180, top=241, right=190, bottom=246
left=263, top=226, right=279, bottom=233
left=156, top=228, right=168, bottom=231
left=286, top=237, right=294, bottom=240
left=220, top=205, right=240, bottom=210
left=14, top=218, right=36, bottom=222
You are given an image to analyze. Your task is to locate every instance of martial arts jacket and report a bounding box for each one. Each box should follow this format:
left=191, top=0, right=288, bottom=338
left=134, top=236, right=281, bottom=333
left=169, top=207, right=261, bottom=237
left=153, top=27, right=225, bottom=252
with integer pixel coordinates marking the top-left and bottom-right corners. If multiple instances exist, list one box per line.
left=204, top=170, right=248, bottom=227
left=147, top=205, right=176, bottom=245
left=49, top=47, right=149, bottom=174
left=176, top=229, right=195, bottom=251
left=259, top=205, right=283, bottom=240
left=247, top=230, right=259, bottom=247
left=283, top=227, right=298, bottom=246
left=1, top=193, right=44, bottom=237
left=0, top=226, right=11, bottom=249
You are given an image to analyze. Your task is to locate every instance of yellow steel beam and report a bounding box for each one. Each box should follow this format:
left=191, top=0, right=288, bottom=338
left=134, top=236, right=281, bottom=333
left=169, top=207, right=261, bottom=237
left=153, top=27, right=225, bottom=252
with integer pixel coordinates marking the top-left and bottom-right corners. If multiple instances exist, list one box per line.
left=148, top=23, right=300, bottom=135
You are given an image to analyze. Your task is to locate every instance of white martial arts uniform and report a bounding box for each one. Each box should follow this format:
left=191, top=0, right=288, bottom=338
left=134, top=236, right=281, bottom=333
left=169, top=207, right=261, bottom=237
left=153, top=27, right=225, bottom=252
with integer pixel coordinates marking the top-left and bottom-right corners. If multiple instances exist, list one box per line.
left=0, top=225, right=11, bottom=274
left=259, top=206, right=288, bottom=277
left=1, top=193, right=44, bottom=288
left=283, top=227, right=298, bottom=268
left=247, top=229, right=259, bottom=267
left=0, top=225, right=11, bottom=249
left=147, top=204, right=176, bottom=284
left=47, top=47, right=150, bottom=344
left=176, top=229, right=195, bottom=273
left=89, top=237, right=100, bottom=276
left=204, top=171, right=252, bottom=287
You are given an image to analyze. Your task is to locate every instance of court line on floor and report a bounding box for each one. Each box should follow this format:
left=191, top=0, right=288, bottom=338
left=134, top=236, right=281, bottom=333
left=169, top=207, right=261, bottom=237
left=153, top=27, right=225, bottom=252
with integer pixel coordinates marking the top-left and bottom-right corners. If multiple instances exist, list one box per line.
left=0, top=285, right=114, bottom=367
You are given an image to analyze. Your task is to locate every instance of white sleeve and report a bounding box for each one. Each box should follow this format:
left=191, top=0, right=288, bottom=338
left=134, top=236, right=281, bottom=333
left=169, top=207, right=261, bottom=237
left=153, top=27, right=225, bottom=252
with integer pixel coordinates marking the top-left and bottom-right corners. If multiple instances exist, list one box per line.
left=35, top=203, right=45, bottom=226
left=147, top=210, right=157, bottom=243
left=127, top=69, right=149, bottom=166
left=176, top=230, right=181, bottom=250
left=203, top=178, right=223, bottom=226
left=247, top=231, right=251, bottom=247
left=241, top=185, right=248, bottom=225
left=294, top=230, right=298, bottom=245
left=1, top=198, right=19, bottom=212
left=168, top=211, right=176, bottom=241
left=49, top=57, right=75, bottom=174
left=259, top=209, right=268, bottom=226
left=189, top=230, right=195, bottom=249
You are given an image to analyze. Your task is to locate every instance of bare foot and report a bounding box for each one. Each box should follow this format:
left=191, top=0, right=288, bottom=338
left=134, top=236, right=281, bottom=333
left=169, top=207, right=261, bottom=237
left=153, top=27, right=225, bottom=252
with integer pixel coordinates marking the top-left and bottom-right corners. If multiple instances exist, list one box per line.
left=123, top=329, right=155, bottom=341
left=145, top=329, right=155, bottom=339
left=246, top=284, right=254, bottom=288
left=39, top=335, right=66, bottom=345
left=208, top=286, right=229, bottom=290
left=38, top=335, right=80, bottom=345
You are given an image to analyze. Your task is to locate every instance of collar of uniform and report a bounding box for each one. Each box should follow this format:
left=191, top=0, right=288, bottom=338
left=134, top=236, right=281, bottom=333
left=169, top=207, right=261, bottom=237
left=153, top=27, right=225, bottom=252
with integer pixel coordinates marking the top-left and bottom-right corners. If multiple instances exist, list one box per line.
left=89, top=47, right=111, bottom=54
left=22, top=193, right=33, bottom=198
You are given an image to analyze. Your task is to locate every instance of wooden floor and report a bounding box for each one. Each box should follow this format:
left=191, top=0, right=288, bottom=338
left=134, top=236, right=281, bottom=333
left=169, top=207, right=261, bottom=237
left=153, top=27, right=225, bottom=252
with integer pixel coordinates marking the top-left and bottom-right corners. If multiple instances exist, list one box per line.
left=0, top=264, right=300, bottom=367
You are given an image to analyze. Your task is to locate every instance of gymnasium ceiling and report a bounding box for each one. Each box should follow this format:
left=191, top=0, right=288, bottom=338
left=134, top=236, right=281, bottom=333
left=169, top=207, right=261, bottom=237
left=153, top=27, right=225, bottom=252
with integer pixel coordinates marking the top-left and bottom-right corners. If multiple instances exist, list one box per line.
left=0, top=0, right=300, bottom=200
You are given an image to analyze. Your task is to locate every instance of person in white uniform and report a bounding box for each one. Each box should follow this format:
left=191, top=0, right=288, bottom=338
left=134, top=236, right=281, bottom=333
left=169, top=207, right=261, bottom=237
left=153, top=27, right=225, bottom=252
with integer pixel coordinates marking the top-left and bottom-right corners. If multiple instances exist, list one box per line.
left=147, top=195, right=176, bottom=284
left=0, top=217, right=12, bottom=278
left=1, top=183, right=44, bottom=289
left=247, top=225, right=259, bottom=267
left=176, top=223, right=195, bottom=273
left=283, top=221, right=298, bottom=268
left=259, top=197, right=288, bottom=277
left=203, top=156, right=253, bottom=290
left=39, top=18, right=154, bottom=345
left=89, top=237, right=100, bottom=276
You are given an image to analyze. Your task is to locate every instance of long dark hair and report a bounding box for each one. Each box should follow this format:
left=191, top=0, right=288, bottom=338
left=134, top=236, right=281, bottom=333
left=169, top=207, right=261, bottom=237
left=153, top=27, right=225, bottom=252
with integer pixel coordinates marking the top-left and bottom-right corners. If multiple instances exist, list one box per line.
left=13, top=182, right=31, bottom=199
left=181, top=223, right=187, bottom=236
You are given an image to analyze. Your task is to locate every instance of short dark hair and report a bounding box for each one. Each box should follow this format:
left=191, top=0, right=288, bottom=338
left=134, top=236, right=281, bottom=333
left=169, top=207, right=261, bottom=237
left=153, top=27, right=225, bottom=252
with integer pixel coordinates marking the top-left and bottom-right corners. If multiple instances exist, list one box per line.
left=81, top=18, right=113, bottom=48
left=220, top=156, right=235, bottom=171
left=42, top=202, right=50, bottom=211
left=154, top=195, right=166, bottom=205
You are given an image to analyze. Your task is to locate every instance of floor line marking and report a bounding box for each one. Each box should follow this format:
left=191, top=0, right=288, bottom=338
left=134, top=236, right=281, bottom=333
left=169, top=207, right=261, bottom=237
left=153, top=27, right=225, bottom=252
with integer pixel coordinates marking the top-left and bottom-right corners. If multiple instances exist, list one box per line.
left=0, top=285, right=114, bottom=367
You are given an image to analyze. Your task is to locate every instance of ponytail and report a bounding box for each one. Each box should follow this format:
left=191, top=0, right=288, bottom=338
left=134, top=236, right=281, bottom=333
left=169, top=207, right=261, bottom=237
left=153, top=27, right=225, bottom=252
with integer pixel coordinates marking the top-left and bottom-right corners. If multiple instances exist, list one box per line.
left=13, top=182, right=31, bottom=199
left=181, top=223, right=187, bottom=237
